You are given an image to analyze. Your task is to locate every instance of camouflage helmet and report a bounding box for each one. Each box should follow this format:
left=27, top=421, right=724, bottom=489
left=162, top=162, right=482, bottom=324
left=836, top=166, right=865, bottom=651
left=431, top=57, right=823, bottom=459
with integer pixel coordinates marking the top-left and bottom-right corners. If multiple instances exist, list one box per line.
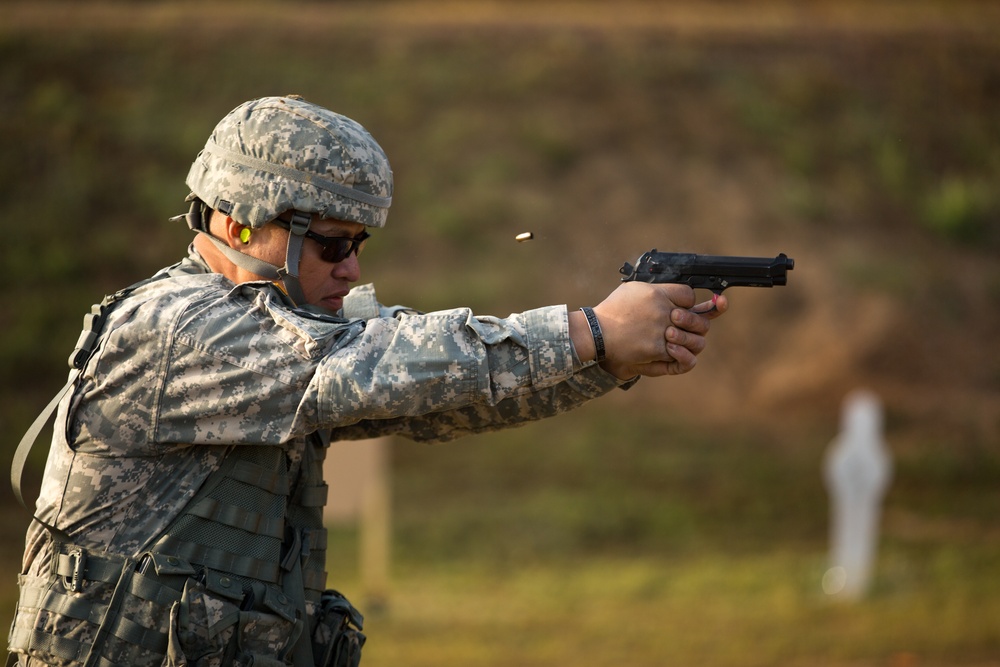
left=185, top=95, right=392, bottom=228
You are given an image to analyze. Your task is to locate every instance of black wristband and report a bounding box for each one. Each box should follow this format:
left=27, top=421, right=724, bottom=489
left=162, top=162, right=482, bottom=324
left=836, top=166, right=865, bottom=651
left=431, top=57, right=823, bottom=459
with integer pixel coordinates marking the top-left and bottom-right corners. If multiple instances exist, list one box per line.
left=580, top=307, right=606, bottom=363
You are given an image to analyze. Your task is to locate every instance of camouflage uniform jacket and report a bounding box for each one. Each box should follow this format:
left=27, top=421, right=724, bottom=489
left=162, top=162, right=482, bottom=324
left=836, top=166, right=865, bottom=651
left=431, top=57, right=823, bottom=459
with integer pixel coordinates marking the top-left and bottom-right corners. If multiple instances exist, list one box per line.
left=12, top=246, right=625, bottom=666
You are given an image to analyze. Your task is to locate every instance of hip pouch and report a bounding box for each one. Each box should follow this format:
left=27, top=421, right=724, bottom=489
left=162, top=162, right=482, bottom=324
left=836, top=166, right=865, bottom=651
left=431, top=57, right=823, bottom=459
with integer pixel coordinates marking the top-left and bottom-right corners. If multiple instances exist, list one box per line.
left=9, top=545, right=181, bottom=667
left=311, top=590, right=365, bottom=667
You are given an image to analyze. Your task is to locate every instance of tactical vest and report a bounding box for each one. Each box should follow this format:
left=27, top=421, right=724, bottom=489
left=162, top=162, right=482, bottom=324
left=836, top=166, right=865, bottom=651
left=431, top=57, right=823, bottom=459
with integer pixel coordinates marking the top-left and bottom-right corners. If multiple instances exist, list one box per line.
left=10, top=439, right=346, bottom=667
left=9, top=269, right=366, bottom=667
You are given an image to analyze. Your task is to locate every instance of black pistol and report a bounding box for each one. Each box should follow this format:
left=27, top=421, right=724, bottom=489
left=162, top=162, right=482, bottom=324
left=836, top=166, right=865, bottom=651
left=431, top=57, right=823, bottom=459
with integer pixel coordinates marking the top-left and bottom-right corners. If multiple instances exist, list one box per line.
left=619, top=251, right=795, bottom=294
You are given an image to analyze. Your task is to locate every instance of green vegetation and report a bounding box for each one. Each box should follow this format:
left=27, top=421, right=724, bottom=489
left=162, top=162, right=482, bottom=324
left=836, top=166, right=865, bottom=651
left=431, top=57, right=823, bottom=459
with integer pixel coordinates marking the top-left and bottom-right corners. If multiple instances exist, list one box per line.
left=1, top=2, right=998, bottom=665
left=320, top=413, right=1000, bottom=667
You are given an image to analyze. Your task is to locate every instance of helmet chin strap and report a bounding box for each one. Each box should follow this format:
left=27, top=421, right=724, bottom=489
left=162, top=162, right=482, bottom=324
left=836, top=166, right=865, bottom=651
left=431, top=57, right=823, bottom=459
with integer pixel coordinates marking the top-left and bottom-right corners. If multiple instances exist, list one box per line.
left=273, top=211, right=311, bottom=306
left=174, top=200, right=311, bottom=306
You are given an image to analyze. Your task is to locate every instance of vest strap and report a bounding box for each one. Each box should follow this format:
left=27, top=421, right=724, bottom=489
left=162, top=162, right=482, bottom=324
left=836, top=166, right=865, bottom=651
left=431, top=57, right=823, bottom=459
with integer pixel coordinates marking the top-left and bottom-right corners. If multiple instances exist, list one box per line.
left=79, top=555, right=137, bottom=667
left=230, top=459, right=290, bottom=496
left=11, top=280, right=152, bottom=538
left=152, top=537, right=282, bottom=584
left=8, top=628, right=87, bottom=663
left=297, top=483, right=329, bottom=508
left=106, top=614, right=168, bottom=654
left=187, top=497, right=286, bottom=540
left=56, top=551, right=125, bottom=585
left=15, top=581, right=107, bottom=627
left=10, top=373, right=78, bottom=512
left=129, top=570, right=186, bottom=607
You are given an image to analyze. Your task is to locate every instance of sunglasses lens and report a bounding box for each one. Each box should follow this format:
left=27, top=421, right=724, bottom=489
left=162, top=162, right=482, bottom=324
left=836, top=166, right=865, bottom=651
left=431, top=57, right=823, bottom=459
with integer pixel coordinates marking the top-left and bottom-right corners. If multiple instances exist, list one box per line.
left=321, top=241, right=351, bottom=263
left=320, top=236, right=367, bottom=263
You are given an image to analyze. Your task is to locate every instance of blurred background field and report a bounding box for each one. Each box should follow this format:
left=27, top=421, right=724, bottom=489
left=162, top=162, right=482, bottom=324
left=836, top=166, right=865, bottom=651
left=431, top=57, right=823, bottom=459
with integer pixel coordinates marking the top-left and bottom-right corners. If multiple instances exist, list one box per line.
left=1, top=1, right=998, bottom=665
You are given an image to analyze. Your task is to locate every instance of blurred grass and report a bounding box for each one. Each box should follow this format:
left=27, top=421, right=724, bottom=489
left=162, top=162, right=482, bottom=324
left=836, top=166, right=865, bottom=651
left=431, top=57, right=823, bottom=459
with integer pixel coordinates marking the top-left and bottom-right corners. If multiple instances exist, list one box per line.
left=318, top=412, right=1000, bottom=667
left=1, top=2, right=999, bottom=665
left=2, top=407, right=997, bottom=664
left=330, top=548, right=1000, bottom=667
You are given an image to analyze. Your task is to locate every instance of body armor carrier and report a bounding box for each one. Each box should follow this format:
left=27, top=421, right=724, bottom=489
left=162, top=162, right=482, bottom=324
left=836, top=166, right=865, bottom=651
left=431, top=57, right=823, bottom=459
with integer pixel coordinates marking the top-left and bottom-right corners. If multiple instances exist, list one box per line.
left=9, top=265, right=365, bottom=667
left=10, top=435, right=363, bottom=667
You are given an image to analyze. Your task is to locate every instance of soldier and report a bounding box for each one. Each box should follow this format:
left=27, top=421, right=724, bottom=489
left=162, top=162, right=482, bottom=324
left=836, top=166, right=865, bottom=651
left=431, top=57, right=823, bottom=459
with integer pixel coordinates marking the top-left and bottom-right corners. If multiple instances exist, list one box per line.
left=8, top=96, right=727, bottom=667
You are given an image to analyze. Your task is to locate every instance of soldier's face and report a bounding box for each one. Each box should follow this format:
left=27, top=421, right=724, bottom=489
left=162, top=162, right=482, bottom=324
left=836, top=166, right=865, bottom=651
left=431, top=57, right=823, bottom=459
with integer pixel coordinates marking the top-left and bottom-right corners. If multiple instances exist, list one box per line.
left=289, top=217, right=366, bottom=312
left=251, top=217, right=365, bottom=312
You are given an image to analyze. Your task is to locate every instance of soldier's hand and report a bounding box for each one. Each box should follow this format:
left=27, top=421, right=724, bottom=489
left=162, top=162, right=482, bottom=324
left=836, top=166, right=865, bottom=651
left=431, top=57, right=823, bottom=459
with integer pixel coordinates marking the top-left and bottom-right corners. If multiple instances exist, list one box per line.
left=570, top=282, right=728, bottom=380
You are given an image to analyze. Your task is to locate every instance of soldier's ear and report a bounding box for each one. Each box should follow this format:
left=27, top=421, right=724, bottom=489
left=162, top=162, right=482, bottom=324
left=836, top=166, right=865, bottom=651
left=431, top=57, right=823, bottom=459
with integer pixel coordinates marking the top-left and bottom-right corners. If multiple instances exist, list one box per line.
left=222, top=217, right=249, bottom=249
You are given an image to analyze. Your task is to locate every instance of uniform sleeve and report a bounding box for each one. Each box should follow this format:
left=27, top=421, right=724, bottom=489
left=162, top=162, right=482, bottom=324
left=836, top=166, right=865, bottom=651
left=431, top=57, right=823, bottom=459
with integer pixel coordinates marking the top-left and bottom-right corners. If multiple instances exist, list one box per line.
left=149, top=283, right=615, bottom=445
left=327, top=362, right=623, bottom=443
left=303, top=304, right=603, bottom=432
left=324, top=281, right=628, bottom=441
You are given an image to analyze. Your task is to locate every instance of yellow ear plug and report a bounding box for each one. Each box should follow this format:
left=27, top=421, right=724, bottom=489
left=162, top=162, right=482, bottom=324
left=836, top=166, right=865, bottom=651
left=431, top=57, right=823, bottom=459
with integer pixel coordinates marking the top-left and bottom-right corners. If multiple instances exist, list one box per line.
left=239, top=228, right=252, bottom=244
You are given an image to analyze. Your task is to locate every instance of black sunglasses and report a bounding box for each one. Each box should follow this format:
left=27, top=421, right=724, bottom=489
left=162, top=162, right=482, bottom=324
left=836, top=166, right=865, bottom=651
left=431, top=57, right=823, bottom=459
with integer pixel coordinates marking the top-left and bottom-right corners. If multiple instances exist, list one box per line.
left=272, top=218, right=370, bottom=264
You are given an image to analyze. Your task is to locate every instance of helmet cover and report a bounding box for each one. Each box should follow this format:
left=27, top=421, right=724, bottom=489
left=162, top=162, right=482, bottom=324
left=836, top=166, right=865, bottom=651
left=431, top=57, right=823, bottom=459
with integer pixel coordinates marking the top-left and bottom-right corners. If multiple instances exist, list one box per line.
left=185, top=96, right=392, bottom=228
